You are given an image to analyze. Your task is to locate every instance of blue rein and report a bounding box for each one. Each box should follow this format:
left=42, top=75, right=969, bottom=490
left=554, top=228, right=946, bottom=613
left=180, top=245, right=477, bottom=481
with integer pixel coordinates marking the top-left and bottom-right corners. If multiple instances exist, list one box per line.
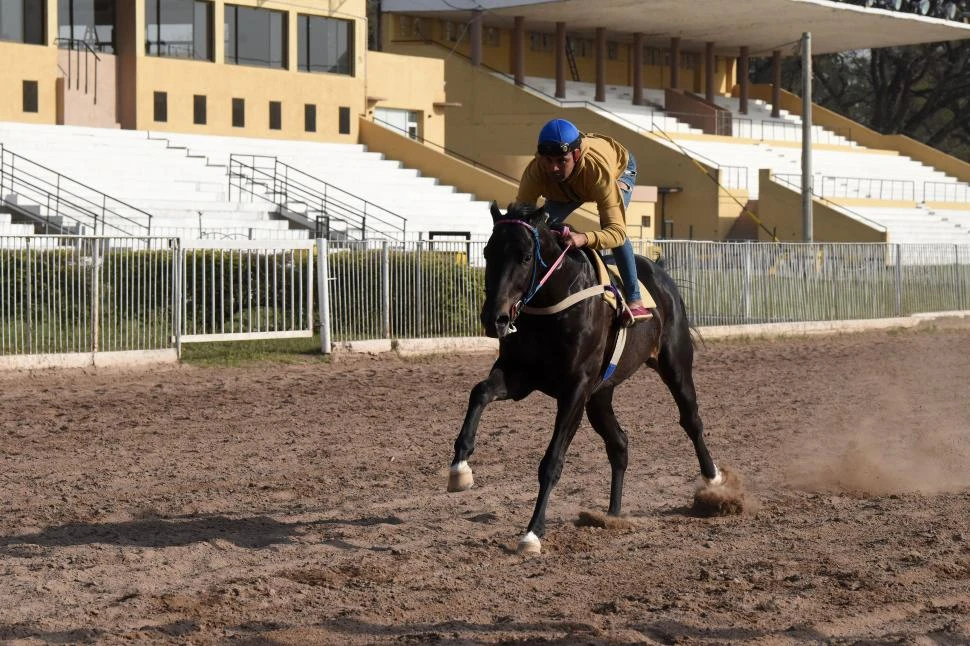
left=493, top=219, right=570, bottom=329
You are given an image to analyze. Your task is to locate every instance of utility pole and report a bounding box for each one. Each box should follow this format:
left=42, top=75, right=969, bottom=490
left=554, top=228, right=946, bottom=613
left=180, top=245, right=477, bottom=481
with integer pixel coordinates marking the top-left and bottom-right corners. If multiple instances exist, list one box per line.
left=801, top=32, right=813, bottom=242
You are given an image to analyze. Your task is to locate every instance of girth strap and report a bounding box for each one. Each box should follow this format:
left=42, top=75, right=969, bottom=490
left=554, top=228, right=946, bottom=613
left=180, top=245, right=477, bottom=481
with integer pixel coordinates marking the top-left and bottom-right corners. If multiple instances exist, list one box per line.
left=520, top=285, right=606, bottom=315
left=602, top=326, right=627, bottom=381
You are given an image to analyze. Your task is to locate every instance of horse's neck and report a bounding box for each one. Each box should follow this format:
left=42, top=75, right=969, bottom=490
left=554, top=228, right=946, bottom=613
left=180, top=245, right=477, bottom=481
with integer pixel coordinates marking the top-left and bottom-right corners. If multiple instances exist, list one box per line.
left=530, top=246, right=595, bottom=306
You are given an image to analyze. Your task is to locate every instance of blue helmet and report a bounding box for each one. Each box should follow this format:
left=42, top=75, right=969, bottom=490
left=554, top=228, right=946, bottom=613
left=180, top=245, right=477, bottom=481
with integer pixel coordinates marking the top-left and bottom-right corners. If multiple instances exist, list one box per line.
left=537, top=118, right=582, bottom=156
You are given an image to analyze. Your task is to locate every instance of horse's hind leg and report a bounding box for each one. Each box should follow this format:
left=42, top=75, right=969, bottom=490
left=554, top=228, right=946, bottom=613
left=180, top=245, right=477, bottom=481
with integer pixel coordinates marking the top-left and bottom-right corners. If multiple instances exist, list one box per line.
left=585, top=387, right=628, bottom=516
left=448, top=364, right=511, bottom=492
left=656, top=341, right=720, bottom=483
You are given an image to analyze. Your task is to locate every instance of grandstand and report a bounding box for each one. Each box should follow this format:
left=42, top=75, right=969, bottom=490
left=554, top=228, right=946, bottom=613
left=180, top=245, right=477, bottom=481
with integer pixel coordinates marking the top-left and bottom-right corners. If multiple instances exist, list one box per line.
left=0, top=121, right=494, bottom=242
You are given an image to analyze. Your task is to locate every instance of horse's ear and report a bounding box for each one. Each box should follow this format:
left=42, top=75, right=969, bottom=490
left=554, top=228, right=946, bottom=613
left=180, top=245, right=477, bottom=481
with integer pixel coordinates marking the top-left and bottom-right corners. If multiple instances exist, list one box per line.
left=527, top=205, right=548, bottom=228
left=489, top=201, right=504, bottom=222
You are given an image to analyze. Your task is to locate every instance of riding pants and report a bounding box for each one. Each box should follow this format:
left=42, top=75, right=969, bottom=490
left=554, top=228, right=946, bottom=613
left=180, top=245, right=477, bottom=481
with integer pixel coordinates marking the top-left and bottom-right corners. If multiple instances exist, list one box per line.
left=542, top=152, right=641, bottom=303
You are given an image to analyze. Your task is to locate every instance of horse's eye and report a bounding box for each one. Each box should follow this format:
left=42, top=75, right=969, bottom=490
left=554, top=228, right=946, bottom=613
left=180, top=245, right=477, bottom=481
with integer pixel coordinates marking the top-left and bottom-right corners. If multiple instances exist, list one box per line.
left=521, top=254, right=532, bottom=265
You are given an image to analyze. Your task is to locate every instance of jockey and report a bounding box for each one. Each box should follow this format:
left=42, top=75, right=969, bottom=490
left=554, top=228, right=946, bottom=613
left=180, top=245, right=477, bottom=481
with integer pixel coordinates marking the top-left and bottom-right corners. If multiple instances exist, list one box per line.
left=516, top=118, right=650, bottom=326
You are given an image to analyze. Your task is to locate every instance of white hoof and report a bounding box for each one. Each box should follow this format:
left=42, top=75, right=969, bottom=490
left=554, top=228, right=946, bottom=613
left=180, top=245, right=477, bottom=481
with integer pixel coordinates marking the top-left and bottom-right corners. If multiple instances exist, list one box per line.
left=703, top=465, right=723, bottom=487
left=447, top=461, right=474, bottom=492
left=516, top=531, right=541, bottom=555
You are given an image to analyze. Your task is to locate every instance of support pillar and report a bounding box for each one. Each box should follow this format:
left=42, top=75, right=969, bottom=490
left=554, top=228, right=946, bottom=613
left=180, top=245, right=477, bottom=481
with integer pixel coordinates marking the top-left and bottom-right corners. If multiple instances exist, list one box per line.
left=470, top=10, right=482, bottom=66
left=595, top=27, right=606, bottom=102
left=739, top=45, right=749, bottom=114
left=633, top=32, right=644, bottom=106
left=771, top=49, right=782, bottom=118
left=705, top=41, right=715, bottom=102
left=669, top=36, right=680, bottom=89
left=555, top=22, right=566, bottom=98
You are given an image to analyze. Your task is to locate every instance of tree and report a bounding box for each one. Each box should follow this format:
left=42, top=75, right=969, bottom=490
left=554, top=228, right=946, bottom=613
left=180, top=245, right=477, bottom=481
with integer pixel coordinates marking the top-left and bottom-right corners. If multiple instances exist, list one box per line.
left=751, top=2, right=970, bottom=162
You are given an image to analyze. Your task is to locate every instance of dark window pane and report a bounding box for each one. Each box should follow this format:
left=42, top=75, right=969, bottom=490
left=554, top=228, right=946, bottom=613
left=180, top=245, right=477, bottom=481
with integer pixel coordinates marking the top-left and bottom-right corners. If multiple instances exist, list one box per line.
left=1, top=0, right=45, bottom=44
left=225, top=4, right=286, bottom=69
left=153, top=91, right=167, bottom=122
left=193, top=94, right=206, bottom=125
left=232, top=97, right=245, bottom=127
left=304, top=103, right=316, bottom=132
left=58, top=0, right=115, bottom=53
left=269, top=100, right=281, bottom=130
left=146, top=0, right=212, bottom=60
left=338, top=106, right=350, bottom=135
left=298, top=13, right=353, bottom=75
left=22, top=79, right=38, bottom=113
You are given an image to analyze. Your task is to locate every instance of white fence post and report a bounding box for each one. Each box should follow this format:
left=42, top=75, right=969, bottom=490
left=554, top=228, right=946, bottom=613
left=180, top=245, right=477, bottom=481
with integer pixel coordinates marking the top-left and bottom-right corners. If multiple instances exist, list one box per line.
left=894, top=244, right=902, bottom=317
left=316, top=238, right=331, bottom=355
left=91, top=238, right=100, bottom=353
left=381, top=241, right=390, bottom=339
left=173, top=238, right=183, bottom=358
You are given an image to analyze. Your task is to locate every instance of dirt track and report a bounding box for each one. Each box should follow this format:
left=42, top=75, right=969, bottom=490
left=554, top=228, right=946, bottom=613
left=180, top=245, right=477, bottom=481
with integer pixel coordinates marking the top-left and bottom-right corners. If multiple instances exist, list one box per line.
left=2, top=322, right=970, bottom=645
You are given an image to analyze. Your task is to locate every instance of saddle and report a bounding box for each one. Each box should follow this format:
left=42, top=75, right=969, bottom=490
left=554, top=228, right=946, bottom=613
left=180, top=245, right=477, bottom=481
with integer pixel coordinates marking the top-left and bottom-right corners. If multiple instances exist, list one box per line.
left=580, top=248, right=658, bottom=312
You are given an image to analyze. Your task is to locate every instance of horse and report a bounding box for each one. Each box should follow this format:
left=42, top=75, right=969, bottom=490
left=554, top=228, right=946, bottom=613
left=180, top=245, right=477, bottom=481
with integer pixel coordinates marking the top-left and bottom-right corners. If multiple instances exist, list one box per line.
left=447, top=202, right=743, bottom=554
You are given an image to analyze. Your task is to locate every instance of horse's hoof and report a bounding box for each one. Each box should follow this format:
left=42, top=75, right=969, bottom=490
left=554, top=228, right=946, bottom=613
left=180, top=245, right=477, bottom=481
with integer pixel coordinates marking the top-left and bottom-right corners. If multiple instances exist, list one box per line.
left=447, top=461, right=474, bottom=492
left=516, top=531, right=541, bottom=555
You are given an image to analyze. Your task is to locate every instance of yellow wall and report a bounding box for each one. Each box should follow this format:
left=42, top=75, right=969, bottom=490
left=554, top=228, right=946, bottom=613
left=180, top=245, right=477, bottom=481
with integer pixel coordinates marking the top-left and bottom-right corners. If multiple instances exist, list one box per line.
left=133, top=0, right=368, bottom=141
left=386, top=41, right=739, bottom=241
left=382, top=14, right=736, bottom=94
left=365, top=50, right=447, bottom=144
left=0, top=43, right=59, bottom=124
left=757, top=169, right=887, bottom=242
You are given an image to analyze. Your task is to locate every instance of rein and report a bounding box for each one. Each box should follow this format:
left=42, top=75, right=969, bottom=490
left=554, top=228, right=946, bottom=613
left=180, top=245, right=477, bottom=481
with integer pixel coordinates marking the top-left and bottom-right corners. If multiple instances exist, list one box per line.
left=493, top=219, right=574, bottom=332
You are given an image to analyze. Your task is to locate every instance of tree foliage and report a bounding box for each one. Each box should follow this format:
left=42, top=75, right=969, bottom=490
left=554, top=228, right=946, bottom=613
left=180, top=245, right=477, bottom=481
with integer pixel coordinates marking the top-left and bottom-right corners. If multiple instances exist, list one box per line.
left=752, top=3, right=970, bottom=161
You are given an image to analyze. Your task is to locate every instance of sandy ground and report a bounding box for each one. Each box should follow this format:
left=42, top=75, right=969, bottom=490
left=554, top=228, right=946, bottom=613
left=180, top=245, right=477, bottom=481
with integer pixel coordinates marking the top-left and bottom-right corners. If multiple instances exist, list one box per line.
left=2, top=321, right=970, bottom=645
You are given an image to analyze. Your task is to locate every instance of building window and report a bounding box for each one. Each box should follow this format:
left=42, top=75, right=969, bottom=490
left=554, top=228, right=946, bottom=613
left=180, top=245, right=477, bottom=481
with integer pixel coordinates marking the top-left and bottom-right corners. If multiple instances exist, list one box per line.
left=442, top=20, right=460, bottom=43
left=483, top=26, right=499, bottom=47
left=607, top=41, right=619, bottom=60
left=145, top=0, right=212, bottom=61
left=573, top=38, right=593, bottom=58
left=0, top=0, right=45, bottom=45
left=232, top=97, right=245, bottom=127
left=269, top=101, right=281, bottom=130
left=297, top=14, right=354, bottom=76
left=193, top=94, right=206, bottom=125
left=57, top=0, right=115, bottom=53
left=153, top=91, right=167, bottom=122
left=225, top=4, right=287, bottom=69
left=398, top=15, right=423, bottom=38
left=683, top=52, right=699, bottom=69
left=338, top=106, right=350, bottom=135
left=22, top=80, right=38, bottom=113
left=529, top=31, right=552, bottom=53
left=304, top=104, right=316, bottom=132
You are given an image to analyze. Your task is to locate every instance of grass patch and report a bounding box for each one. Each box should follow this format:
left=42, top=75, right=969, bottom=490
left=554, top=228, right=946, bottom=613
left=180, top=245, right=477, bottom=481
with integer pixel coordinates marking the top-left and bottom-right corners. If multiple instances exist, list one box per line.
left=180, top=335, right=329, bottom=367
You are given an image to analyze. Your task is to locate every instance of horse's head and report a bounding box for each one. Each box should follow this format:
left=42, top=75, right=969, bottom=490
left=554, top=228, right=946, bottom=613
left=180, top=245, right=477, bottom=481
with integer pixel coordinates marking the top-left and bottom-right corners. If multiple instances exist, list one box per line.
left=480, top=201, right=557, bottom=338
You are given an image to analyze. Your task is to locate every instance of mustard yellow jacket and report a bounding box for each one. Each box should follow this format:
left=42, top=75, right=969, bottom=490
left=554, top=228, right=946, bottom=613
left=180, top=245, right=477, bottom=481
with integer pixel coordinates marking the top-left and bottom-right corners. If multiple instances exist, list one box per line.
left=515, top=133, right=630, bottom=250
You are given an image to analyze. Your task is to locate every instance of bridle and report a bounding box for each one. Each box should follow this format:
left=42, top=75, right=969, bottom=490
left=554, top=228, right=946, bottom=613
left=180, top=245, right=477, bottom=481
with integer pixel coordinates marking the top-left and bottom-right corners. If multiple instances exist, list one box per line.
left=492, top=219, right=572, bottom=332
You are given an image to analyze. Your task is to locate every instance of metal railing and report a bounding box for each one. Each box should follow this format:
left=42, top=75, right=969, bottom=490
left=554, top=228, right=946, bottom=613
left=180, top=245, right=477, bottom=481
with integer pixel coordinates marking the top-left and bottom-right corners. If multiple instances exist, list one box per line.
left=775, top=173, right=916, bottom=202
left=228, top=154, right=407, bottom=242
left=731, top=117, right=852, bottom=144
left=2, top=237, right=968, bottom=357
left=54, top=38, right=101, bottom=104
left=0, top=145, right=154, bottom=235
left=923, top=181, right=970, bottom=204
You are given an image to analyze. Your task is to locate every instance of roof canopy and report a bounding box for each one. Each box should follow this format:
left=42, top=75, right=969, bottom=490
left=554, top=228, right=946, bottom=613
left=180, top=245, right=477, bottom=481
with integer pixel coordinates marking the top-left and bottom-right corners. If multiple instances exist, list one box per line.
left=381, top=0, right=970, bottom=55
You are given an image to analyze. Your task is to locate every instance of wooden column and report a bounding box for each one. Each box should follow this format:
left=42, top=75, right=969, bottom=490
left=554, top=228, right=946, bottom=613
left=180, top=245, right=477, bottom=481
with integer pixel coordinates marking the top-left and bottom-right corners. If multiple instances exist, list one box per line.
left=555, top=22, right=566, bottom=98
left=513, top=16, right=525, bottom=86
left=771, top=49, right=782, bottom=117
left=739, top=46, right=749, bottom=114
left=633, top=32, right=644, bottom=106
left=670, top=36, right=680, bottom=89
left=705, top=41, right=715, bottom=102
left=595, top=27, right=606, bottom=102
left=470, top=10, right=482, bottom=66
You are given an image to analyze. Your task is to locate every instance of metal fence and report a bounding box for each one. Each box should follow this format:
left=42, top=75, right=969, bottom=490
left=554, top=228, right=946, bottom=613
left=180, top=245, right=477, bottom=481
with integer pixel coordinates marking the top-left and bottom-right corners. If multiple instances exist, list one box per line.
left=1, top=236, right=968, bottom=359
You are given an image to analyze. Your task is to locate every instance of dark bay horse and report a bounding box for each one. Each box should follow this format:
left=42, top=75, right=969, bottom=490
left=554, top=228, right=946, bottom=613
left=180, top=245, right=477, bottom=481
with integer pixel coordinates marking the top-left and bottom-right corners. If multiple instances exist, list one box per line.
left=447, top=202, right=741, bottom=554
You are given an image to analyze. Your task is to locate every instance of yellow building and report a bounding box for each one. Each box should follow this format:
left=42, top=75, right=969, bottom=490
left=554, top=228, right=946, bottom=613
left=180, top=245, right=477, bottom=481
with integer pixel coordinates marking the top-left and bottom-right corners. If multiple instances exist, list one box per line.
left=0, top=0, right=447, bottom=143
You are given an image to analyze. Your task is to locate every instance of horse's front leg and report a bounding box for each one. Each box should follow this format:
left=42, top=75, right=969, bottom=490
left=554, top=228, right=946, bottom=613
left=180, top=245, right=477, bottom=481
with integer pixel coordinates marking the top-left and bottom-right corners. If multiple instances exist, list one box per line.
left=518, top=387, right=588, bottom=554
left=448, top=365, right=510, bottom=492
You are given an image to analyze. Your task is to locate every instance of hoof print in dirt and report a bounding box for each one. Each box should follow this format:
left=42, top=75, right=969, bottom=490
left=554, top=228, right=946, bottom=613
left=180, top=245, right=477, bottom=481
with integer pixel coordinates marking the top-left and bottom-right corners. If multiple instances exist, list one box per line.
left=692, top=466, right=747, bottom=517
